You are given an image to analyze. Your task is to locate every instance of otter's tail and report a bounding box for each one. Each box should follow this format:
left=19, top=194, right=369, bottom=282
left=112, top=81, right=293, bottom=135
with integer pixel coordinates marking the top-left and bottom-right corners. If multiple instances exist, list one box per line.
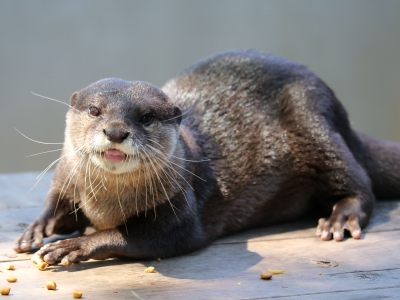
left=356, top=132, right=400, bottom=199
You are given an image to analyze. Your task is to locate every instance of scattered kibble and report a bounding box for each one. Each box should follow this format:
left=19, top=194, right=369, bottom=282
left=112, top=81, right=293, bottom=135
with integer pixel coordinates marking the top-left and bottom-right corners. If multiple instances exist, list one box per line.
left=6, top=276, right=17, bottom=283
left=37, top=260, right=49, bottom=271
left=45, top=281, right=57, bottom=290
left=61, top=258, right=71, bottom=266
left=319, top=272, right=322, bottom=275
left=237, top=282, right=241, bottom=286
left=73, top=290, right=83, bottom=299
left=268, top=269, right=285, bottom=275
left=0, top=286, right=10, bottom=295
left=32, top=254, right=49, bottom=271
left=260, top=271, right=273, bottom=280
left=157, top=258, right=162, bottom=262
left=145, top=266, right=155, bottom=273
left=5, top=264, right=15, bottom=271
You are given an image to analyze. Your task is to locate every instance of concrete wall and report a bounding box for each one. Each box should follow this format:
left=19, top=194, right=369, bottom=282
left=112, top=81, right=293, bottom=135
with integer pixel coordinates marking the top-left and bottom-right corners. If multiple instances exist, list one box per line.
left=1, top=0, right=400, bottom=173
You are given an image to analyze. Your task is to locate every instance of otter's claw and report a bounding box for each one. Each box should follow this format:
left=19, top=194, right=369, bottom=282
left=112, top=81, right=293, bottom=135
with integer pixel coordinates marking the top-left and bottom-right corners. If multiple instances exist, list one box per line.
left=14, top=217, right=56, bottom=253
left=36, top=237, right=92, bottom=265
left=316, top=215, right=362, bottom=241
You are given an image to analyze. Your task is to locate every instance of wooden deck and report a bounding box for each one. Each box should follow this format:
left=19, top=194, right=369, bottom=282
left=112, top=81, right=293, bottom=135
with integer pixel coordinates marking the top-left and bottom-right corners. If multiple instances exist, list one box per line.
left=1, top=172, right=400, bottom=299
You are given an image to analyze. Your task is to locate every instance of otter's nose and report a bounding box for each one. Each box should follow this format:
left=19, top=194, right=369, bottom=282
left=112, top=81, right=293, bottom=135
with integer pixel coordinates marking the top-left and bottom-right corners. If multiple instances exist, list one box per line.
left=103, top=127, right=129, bottom=144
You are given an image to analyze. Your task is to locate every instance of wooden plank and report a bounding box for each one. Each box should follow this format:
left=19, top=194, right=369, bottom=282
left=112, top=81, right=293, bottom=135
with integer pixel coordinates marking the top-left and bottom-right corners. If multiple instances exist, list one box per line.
left=1, top=230, right=400, bottom=299
left=1, top=172, right=400, bottom=299
left=0, top=172, right=52, bottom=209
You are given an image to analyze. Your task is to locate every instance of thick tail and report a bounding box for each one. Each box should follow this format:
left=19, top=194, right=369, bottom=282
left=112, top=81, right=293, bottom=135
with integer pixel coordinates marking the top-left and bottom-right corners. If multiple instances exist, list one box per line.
left=356, top=132, right=400, bottom=199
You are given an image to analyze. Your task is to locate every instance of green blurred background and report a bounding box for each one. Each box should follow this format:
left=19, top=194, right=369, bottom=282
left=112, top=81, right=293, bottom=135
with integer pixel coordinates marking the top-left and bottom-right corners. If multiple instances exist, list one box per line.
left=1, top=0, right=399, bottom=173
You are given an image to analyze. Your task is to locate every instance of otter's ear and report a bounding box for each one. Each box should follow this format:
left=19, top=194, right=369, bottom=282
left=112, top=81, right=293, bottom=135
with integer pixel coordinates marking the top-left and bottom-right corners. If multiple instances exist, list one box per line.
left=70, top=92, right=79, bottom=107
left=173, top=105, right=182, bottom=125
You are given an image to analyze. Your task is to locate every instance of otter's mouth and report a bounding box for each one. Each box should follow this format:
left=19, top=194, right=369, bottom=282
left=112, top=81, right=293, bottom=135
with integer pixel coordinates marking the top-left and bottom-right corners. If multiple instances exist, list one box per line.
left=101, top=149, right=128, bottom=163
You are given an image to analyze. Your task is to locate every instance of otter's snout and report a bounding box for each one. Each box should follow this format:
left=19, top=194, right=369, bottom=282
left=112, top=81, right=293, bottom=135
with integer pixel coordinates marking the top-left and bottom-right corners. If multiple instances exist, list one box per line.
left=103, top=126, right=129, bottom=144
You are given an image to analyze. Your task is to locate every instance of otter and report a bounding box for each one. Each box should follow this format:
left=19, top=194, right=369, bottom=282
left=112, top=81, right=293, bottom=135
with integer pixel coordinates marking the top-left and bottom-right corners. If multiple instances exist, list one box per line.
left=14, top=50, right=400, bottom=264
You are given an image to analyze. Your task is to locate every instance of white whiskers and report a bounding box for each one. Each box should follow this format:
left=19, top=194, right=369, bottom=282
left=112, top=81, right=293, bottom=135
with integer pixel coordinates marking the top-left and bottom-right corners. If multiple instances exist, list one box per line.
left=31, top=91, right=79, bottom=112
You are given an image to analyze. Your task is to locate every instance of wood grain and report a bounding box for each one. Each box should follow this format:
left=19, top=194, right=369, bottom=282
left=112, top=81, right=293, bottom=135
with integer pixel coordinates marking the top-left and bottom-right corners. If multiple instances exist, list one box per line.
left=1, top=172, right=399, bottom=299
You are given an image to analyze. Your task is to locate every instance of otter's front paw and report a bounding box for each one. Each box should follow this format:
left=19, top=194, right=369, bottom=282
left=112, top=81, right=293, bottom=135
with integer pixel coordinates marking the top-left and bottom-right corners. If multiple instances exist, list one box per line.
left=315, top=197, right=370, bottom=241
left=36, top=237, right=92, bottom=265
left=14, top=217, right=57, bottom=253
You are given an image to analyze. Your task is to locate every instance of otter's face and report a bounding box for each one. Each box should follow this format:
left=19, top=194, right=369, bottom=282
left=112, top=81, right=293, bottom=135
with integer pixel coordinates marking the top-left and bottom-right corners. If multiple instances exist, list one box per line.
left=66, top=79, right=182, bottom=174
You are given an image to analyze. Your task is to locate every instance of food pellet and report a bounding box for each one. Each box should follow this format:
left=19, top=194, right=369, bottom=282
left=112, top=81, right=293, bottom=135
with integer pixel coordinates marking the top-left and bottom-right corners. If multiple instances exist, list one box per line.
left=73, top=290, right=83, bottom=299
left=0, top=287, right=10, bottom=295
left=157, top=258, right=161, bottom=262
left=45, top=281, right=57, bottom=290
left=145, top=266, right=155, bottom=273
left=61, top=258, right=71, bottom=266
left=5, top=264, right=15, bottom=271
left=260, top=271, right=273, bottom=280
left=32, top=254, right=49, bottom=271
left=6, top=276, right=17, bottom=283
left=268, top=269, right=285, bottom=275
left=37, top=261, right=49, bottom=271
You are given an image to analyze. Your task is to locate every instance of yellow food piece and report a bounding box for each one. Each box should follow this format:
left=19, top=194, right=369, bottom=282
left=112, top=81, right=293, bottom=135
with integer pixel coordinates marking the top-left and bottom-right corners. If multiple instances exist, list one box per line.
left=260, top=271, right=273, bottom=280
left=31, top=254, right=49, bottom=270
left=5, top=264, right=15, bottom=271
left=0, top=287, right=10, bottom=295
left=145, top=266, right=155, bottom=273
left=37, top=261, right=49, bottom=271
left=268, top=269, right=285, bottom=275
left=60, top=258, right=71, bottom=266
left=6, top=276, right=17, bottom=283
left=45, top=281, right=57, bottom=290
left=73, top=290, right=83, bottom=299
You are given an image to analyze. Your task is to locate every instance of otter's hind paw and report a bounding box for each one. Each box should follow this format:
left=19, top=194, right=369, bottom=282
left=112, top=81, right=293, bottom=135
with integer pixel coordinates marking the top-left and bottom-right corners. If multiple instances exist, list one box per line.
left=315, top=196, right=369, bottom=241
left=316, top=216, right=362, bottom=241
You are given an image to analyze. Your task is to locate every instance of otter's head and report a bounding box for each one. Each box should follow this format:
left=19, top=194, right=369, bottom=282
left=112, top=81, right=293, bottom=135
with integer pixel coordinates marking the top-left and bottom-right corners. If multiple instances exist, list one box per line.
left=66, top=78, right=182, bottom=174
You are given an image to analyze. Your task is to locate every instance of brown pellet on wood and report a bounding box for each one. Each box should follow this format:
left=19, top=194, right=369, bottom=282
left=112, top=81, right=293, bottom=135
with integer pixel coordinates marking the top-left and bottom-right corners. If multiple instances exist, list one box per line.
left=260, top=271, right=273, bottom=280
left=0, top=286, right=10, bottom=295
left=6, top=276, right=17, bottom=283
left=37, top=261, right=49, bottom=271
left=5, top=264, right=14, bottom=271
left=45, top=281, right=57, bottom=290
left=31, top=254, right=49, bottom=271
left=72, top=290, right=83, bottom=299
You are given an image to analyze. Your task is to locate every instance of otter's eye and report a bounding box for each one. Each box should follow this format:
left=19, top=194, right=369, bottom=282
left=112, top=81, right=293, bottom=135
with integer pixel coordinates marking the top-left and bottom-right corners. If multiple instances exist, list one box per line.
left=139, top=113, right=154, bottom=126
left=88, top=105, right=100, bottom=117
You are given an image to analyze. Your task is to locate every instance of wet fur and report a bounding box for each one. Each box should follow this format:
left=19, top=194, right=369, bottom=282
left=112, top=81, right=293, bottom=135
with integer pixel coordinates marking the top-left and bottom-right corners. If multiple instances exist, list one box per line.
left=15, top=50, right=400, bottom=263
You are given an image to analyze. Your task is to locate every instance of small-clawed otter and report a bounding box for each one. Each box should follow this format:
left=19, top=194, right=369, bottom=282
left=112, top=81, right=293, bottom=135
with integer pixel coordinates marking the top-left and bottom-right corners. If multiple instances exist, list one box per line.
left=14, top=50, right=400, bottom=264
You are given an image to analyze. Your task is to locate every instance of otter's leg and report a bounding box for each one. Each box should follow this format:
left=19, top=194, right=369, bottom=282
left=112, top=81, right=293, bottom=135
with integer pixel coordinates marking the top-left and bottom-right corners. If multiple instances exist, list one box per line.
left=35, top=216, right=207, bottom=264
left=34, top=192, right=208, bottom=264
left=14, top=188, right=89, bottom=252
left=315, top=133, right=375, bottom=241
